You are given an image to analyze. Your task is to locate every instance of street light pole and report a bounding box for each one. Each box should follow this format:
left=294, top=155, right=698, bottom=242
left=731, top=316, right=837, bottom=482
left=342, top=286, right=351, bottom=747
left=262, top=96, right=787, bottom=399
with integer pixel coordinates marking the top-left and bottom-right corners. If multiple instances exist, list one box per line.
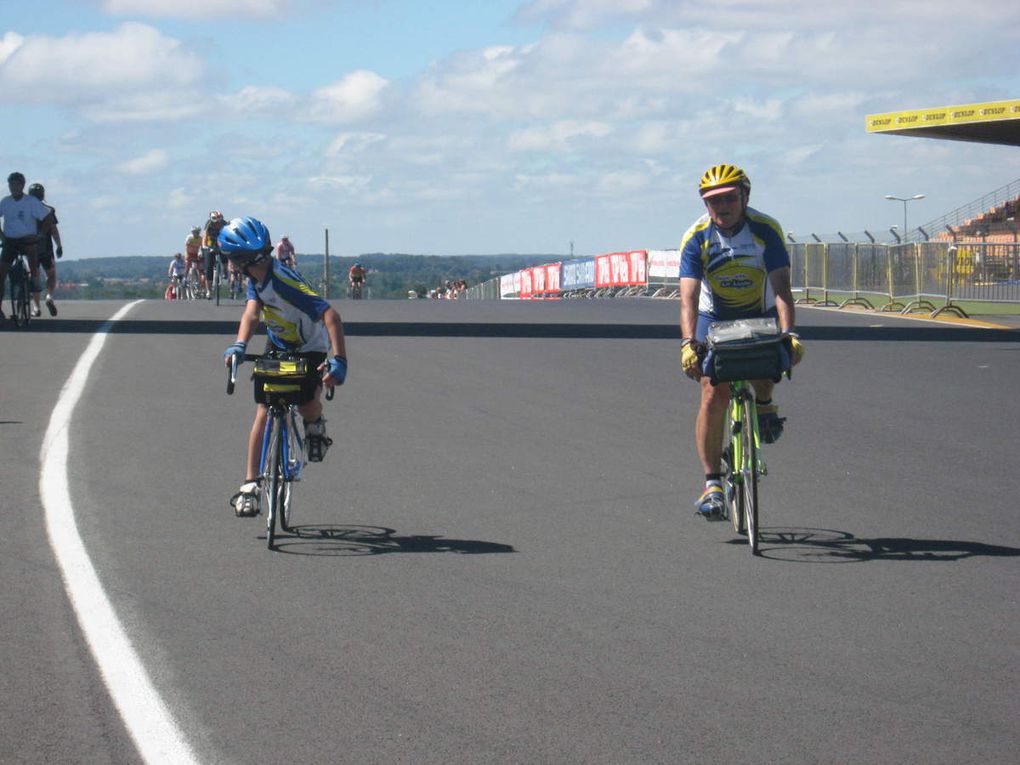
left=884, top=194, right=925, bottom=243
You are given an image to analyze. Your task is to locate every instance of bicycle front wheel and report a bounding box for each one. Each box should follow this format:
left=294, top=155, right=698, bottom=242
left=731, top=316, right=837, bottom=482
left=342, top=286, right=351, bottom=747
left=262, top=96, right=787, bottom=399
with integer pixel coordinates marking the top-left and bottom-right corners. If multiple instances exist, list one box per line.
left=723, top=443, right=745, bottom=535
left=278, top=412, right=303, bottom=533
left=261, top=417, right=282, bottom=549
left=740, top=396, right=760, bottom=554
left=11, top=272, right=29, bottom=327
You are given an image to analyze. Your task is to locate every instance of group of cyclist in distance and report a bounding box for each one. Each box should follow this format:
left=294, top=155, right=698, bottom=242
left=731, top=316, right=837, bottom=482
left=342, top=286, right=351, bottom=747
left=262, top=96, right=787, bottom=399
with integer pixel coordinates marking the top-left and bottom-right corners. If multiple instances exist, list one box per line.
left=169, top=216, right=365, bottom=303
left=0, top=171, right=64, bottom=319
left=168, top=211, right=273, bottom=300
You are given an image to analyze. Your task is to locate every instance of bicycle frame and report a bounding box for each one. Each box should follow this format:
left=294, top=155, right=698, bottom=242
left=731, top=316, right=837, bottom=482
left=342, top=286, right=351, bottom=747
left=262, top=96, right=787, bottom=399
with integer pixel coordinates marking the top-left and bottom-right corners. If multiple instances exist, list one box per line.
left=724, top=379, right=767, bottom=555
left=259, top=404, right=305, bottom=485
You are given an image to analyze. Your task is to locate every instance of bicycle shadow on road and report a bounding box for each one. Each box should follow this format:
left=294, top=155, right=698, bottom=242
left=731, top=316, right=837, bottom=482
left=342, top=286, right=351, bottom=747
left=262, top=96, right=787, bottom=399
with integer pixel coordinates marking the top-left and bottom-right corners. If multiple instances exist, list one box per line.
left=264, top=524, right=516, bottom=557
left=735, top=527, right=1020, bottom=563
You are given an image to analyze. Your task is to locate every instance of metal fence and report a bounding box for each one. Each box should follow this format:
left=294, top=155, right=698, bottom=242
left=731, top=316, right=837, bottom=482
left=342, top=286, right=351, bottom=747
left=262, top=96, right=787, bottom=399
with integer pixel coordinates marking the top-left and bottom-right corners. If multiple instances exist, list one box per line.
left=789, top=240, right=1020, bottom=317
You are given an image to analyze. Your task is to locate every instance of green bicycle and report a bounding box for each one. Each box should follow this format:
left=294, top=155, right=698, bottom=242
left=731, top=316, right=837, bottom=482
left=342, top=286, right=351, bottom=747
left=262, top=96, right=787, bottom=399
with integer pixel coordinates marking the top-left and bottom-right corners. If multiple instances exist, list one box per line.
left=703, top=319, right=791, bottom=555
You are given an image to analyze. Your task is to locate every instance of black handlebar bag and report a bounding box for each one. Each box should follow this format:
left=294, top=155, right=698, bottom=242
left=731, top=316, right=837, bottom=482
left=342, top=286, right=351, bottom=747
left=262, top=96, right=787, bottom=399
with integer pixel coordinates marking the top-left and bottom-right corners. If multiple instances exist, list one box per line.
left=703, top=318, right=789, bottom=385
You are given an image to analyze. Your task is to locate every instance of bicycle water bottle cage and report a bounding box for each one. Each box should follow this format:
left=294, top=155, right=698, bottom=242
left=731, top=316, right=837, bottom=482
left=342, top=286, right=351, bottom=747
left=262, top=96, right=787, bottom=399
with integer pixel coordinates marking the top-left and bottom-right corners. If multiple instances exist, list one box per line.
left=704, top=318, right=788, bottom=385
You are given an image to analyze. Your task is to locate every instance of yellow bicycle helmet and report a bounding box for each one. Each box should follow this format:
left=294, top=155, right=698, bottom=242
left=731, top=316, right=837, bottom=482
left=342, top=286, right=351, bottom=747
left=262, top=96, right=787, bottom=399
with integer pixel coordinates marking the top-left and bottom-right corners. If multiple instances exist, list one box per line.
left=699, top=164, right=750, bottom=198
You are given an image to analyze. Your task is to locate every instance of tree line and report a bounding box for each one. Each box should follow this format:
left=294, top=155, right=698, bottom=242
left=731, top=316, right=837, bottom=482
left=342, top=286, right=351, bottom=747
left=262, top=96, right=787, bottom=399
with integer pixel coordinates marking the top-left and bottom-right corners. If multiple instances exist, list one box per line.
left=53, top=253, right=559, bottom=300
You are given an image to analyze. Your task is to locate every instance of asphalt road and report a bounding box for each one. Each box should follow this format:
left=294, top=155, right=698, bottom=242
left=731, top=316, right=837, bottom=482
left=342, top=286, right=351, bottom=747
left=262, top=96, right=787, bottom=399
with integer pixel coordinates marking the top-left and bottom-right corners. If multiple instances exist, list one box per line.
left=2, top=297, right=1018, bottom=764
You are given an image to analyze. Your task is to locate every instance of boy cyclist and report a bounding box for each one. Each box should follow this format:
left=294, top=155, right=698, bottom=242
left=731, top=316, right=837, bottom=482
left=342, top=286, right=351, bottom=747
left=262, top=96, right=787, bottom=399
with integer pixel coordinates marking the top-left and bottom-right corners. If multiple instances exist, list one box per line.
left=220, top=216, right=348, bottom=517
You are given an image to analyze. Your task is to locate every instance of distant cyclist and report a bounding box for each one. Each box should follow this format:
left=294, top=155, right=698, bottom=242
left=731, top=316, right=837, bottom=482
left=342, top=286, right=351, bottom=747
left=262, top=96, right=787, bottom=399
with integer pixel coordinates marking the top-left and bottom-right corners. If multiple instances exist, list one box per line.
left=0, top=172, right=50, bottom=320
left=273, top=234, right=296, bottom=267
left=167, top=252, right=186, bottom=299
left=678, top=164, right=803, bottom=520
left=184, top=226, right=206, bottom=296
left=202, top=210, right=228, bottom=299
left=28, top=183, right=62, bottom=317
left=348, top=261, right=366, bottom=298
left=220, top=216, right=348, bottom=517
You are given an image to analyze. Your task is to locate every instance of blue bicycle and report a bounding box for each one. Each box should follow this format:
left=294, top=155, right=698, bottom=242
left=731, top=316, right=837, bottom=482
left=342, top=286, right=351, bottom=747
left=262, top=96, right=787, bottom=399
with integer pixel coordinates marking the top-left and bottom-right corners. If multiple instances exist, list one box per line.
left=227, top=352, right=333, bottom=550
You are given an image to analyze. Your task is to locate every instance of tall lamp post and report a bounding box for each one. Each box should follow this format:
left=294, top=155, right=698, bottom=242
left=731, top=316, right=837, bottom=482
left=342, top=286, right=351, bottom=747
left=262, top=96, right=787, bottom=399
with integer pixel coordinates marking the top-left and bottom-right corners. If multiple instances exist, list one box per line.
left=884, top=194, right=925, bottom=243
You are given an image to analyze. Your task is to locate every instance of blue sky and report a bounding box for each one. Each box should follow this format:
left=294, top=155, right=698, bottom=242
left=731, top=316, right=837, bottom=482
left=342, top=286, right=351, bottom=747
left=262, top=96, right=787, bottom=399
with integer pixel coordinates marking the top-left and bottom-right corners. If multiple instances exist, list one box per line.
left=3, top=0, right=1019, bottom=259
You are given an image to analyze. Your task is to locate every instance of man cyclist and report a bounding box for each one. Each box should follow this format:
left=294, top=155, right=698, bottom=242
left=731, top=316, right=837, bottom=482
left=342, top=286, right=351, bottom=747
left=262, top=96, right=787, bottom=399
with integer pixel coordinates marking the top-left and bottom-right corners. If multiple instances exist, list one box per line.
left=168, top=252, right=186, bottom=298
left=28, top=183, right=62, bottom=317
left=202, top=210, right=228, bottom=299
left=184, top=226, right=206, bottom=296
left=273, top=234, right=296, bottom=267
left=348, top=261, right=366, bottom=297
left=220, top=216, right=348, bottom=517
left=679, top=164, right=804, bottom=520
left=0, top=172, right=50, bottom=319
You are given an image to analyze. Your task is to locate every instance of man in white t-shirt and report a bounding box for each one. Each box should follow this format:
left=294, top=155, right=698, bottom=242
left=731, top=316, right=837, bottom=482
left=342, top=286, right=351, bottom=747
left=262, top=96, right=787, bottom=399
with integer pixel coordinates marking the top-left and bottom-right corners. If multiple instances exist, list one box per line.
left=0, top=172, right=52, bottom=319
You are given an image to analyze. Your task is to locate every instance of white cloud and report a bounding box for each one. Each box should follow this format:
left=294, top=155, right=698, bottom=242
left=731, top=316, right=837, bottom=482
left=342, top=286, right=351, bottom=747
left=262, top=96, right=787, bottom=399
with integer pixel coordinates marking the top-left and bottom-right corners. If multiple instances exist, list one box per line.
left=515, top=0, right=652, bottom=30
left=325, top=132, right=387, bottom=156
left=102, top=0, right=288, bottom=20
left=307, top=70, right=389, bottom=123
left=117, top=149, right=170, bottom=175
left=0, top=23, right=203, bottom=121
left=0, top=32, right=24, bottom=66
left=168, top=187, right=195, bottom=210
left=508, top=120, right=612, bottom=152
left=220, top=85, right=299, bottom=115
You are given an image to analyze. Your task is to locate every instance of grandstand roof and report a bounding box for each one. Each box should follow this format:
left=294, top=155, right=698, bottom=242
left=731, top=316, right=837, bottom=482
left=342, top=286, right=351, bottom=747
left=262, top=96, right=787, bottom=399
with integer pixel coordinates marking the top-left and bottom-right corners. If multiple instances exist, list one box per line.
left=866, top=99, right=1020, bottom=147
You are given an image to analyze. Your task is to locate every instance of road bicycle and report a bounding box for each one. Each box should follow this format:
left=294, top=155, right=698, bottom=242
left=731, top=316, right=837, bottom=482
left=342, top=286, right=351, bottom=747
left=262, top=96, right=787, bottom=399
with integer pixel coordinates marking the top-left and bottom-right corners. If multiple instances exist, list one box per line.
left=227, top=352, right=334, bottom=550
left=8, top=252, right=33, bottom=327
left=349, top=281, right=364, bottom=300
left=228, top=269, right=243, bottom=301
left=185, top=267, right=202, bottom=300
left=213, top=256, right=223, bottom=305
left=168, top=274, right=186, bottom=300
left=703, top=318, right=791, bottom=556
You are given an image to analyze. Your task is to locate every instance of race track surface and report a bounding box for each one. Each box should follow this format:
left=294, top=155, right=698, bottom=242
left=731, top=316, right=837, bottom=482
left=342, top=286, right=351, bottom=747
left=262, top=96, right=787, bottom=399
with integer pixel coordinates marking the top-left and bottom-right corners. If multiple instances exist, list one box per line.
left=2, top=298, right=1018, bottom=764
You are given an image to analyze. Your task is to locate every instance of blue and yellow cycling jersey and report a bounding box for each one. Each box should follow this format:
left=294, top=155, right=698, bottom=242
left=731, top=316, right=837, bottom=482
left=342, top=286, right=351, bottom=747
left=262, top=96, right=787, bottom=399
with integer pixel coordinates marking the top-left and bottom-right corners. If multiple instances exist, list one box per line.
left=246, top=260, right=330, bottom=352
left=678, top=207, right=790, bottom=320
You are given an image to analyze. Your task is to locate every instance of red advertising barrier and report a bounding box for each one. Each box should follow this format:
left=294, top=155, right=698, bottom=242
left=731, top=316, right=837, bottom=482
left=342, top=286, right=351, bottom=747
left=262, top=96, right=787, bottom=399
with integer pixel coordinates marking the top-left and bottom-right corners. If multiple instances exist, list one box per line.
left=595, top=250, right=647, bottom=288
left=519, top=268, right=533, bottom=299
left=531, top=265, right=547, bottom=296
left=545, top=263, right=561, bottom=295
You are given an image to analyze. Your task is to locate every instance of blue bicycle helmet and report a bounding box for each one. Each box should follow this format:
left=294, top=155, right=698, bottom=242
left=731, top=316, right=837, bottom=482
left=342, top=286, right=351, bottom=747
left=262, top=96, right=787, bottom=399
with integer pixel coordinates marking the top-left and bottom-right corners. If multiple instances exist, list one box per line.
left=218, top=216, right=272, bottom=266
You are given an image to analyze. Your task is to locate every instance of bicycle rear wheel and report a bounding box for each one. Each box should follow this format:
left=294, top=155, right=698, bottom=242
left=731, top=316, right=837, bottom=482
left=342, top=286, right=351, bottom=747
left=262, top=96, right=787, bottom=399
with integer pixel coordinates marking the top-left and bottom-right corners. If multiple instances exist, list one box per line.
left=740, top=396, right=760, bottom=554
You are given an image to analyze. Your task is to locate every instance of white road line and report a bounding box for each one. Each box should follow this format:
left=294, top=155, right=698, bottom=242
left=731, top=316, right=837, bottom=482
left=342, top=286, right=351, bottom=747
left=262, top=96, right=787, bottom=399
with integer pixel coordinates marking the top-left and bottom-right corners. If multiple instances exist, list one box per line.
left=39, top=302, right=201, bottom=765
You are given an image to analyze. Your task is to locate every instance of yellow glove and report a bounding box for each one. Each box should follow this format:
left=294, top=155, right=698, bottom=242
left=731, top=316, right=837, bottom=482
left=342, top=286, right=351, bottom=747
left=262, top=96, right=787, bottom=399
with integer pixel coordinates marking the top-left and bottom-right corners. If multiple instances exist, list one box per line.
left=681, top=340, right=702, bottom=379
left=788, top=334, right=805, bottom=365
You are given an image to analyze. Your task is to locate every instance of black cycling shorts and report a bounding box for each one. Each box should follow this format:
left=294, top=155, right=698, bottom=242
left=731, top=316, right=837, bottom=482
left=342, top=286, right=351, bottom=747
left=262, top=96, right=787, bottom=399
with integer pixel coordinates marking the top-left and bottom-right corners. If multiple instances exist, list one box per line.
left=1, top=236, right=37, bottom=266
